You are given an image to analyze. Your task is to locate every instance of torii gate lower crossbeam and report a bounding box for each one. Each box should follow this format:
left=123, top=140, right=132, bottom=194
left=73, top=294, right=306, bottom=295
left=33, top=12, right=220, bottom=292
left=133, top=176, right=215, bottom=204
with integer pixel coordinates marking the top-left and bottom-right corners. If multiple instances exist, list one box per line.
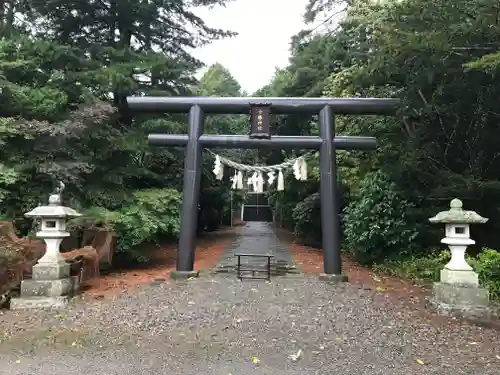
left=127, top=96, right=399, bottom=281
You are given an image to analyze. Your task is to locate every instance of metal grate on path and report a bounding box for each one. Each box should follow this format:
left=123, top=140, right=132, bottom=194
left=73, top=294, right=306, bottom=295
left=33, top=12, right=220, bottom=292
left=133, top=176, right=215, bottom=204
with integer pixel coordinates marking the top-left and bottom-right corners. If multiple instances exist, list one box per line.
left=215, top=222, right=299, bottom=277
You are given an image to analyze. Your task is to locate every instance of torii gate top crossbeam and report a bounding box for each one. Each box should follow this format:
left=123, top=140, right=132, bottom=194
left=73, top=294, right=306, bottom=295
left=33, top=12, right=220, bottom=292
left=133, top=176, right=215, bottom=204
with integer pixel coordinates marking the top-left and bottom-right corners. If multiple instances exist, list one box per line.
left=147, top=134, right=378, bottom=150
left=126, top=96, right=399, bottom=115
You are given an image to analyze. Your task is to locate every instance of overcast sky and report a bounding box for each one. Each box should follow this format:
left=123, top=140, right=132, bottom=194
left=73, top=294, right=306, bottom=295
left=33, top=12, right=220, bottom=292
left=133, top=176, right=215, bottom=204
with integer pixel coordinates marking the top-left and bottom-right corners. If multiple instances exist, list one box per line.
left=193, top=0, right=310, bottom=94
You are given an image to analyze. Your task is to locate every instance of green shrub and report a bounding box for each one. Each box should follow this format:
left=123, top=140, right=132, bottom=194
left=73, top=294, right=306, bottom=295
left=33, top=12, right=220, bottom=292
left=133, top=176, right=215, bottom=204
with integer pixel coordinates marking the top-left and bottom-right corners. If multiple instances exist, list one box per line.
left=68, top=206, right=119, bottom=229
left=372, top=249, right=450, bottom=281
left=267, top=186, right=305, bottom=231
left=198, top=186, right=225, bottom=231
left=343, top=170, right=419, bottom=264
left=292, top=192, right=321, bottom=242
left=373, top=247, right=500, bottom=303
left=112, top=189, right=181, bottom=259
left=471, top=248, right=500, bottom=302
left=71, top=188, right=181, bottom=261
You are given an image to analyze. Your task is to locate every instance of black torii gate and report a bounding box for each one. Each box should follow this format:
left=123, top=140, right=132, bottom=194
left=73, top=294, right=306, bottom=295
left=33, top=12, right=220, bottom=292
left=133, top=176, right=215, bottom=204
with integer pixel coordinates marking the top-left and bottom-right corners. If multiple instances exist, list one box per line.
left=126, top=96, right=399, bottom=281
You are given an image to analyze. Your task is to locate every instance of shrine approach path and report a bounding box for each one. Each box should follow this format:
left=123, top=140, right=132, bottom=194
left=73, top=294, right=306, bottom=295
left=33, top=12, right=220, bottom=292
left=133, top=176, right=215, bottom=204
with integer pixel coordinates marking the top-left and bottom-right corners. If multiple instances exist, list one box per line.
left=1, top=222, right=500, bottom=374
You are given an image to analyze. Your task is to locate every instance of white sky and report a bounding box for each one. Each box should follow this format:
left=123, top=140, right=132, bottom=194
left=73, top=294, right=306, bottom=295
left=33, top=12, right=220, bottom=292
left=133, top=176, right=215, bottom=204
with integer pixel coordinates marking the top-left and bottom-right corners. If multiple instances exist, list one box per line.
left=193, top=0, right=310, bottom=94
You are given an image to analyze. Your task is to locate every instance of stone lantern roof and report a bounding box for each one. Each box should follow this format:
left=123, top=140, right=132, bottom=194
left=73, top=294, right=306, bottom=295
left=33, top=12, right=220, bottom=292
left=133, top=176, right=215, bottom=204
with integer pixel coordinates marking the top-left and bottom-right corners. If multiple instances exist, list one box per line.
left=429, top=198, right=488, bottom=224
left=24, top=182, right=81, bottom=219
left=25, top=204, right=81, bottom=218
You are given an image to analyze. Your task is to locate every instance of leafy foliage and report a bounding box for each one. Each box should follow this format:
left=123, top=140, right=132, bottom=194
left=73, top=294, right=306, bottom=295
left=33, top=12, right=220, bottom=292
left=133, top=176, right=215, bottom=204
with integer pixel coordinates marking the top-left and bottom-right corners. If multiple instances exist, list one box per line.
left=372, top=249, right=451, bottom=282
left=111, top=189, right=182, bottom=260
left=0, top=0, right=244, bottom=260
left=198, top=63, right=242, bottom=97
left=292, top=192, right=321, bottom=242
left=471, top=249, right=500, bottom=302
left=261, top=0, right=500, bottom=278
left=375, top=247, right=500, bottom=302
left=74, top=189, right=181, bottom=261
left=343, top=170, right=419, bottom=264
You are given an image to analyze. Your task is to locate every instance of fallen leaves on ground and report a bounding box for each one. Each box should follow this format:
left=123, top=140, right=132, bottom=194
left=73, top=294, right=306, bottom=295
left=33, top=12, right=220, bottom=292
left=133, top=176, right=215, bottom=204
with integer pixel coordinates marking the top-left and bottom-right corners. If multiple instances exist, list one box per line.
left=289, top=349, right=303, bottom=362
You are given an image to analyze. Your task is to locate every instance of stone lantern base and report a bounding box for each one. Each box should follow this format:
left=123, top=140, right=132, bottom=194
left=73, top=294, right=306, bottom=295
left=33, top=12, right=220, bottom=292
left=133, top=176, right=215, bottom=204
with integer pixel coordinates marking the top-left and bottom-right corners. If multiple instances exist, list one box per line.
left=427, top=274, right=498, bottom=321
left=10, top=262, right=79, bottom=310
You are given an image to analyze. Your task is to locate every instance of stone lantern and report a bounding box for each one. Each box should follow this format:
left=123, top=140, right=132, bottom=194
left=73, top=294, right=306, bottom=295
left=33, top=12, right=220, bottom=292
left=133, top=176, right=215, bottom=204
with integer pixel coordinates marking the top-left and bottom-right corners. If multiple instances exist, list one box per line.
left=428, top=198, right=495, bottom=319
left=10, top=182, right=82, bottom=309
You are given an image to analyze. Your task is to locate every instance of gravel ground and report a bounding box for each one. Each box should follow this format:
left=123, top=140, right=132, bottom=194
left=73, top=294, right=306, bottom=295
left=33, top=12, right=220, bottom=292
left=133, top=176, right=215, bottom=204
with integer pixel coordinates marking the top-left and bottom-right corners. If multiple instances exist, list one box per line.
left=1, top=273, right=500, bottom=375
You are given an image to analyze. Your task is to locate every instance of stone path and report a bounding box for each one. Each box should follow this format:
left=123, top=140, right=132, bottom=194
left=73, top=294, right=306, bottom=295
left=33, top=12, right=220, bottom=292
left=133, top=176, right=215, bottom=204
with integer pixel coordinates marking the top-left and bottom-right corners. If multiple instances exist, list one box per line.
left=217, top=222, right=296, bottom=275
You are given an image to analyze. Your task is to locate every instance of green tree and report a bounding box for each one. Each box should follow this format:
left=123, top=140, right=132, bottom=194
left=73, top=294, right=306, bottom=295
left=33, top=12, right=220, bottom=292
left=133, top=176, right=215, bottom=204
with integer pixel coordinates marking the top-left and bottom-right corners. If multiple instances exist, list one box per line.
left=0, top=35, right=115, bottom=217
left=0, top=0, right=240, bottom=257
left=198, top=63, right=241, bottom=97
left=195, top=63, right=250, bottom=228
left=259, top=0, right=500, bottom=257
left=197, top=63, right=247, bottom=135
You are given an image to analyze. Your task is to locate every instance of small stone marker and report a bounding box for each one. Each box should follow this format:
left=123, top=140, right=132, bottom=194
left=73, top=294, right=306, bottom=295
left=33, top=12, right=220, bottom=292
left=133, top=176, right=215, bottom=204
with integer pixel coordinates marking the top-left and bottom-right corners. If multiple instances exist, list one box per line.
left=427, top=198, right=496, bottom=319
left=10, top=182, right=82, bottom=309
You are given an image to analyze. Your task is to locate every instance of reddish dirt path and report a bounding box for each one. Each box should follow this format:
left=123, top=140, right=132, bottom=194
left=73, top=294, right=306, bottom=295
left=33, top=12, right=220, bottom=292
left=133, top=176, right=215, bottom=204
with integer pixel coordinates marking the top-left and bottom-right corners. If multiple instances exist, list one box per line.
left=82, top=225, right=242, bottom=299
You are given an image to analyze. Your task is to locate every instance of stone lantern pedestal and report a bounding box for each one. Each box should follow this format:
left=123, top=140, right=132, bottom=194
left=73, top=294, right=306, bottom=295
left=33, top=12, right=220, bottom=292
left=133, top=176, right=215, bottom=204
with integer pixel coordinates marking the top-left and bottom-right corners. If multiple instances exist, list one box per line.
left=427, top=198, right=497, bottom=320
left=10, top=186, right=82, bottom=309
